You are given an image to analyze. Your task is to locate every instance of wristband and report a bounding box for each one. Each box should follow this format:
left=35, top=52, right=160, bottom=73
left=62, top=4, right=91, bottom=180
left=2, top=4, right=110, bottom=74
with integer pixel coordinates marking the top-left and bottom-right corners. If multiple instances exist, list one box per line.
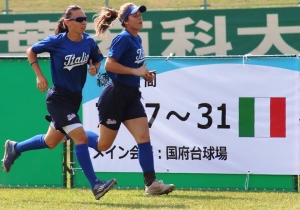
left=30, top=61, right=38, bottom=66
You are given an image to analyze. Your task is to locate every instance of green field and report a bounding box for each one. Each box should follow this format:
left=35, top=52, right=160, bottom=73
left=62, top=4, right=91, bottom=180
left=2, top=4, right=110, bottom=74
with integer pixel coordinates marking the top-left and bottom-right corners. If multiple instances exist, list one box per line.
left=1, top=0, right=298, bottom=14
left=1, top=188, right=300, bottom=210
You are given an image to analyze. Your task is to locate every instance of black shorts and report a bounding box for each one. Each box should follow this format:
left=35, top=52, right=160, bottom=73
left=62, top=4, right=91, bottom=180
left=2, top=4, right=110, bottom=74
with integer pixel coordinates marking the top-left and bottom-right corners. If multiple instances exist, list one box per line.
left=46, top=86, right=82, bottom=132
left=97, top=80, right=147, bottom=130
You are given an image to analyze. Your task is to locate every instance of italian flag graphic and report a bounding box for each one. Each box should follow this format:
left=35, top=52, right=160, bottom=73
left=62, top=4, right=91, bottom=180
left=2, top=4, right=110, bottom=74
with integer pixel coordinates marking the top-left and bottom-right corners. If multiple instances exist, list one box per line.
left=239, top=97, right=286, bottom=137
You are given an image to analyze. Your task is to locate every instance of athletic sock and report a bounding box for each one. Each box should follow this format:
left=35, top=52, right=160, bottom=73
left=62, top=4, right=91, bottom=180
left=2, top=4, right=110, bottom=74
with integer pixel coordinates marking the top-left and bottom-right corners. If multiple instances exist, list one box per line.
left=86, top=130, right=99, bottom=152
left=14, top=134, right=48, bottom=154
left=138, top=142, right=156, bottom=186
left=75, top=144, right=98, bottom=188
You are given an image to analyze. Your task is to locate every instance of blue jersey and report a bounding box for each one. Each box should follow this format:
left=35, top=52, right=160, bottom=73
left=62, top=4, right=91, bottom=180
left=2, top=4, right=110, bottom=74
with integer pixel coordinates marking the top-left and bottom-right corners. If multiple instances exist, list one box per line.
left=32, top=32, right=103, bottom=92
left=107, top=30, right=145, bottom=87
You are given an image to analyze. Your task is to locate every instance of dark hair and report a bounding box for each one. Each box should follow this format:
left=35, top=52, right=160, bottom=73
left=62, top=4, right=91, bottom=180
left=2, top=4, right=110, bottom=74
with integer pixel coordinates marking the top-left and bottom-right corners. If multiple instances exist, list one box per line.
left=54, top=5, right=82, bottom=35
left=93, top=3, right=133, bottom=38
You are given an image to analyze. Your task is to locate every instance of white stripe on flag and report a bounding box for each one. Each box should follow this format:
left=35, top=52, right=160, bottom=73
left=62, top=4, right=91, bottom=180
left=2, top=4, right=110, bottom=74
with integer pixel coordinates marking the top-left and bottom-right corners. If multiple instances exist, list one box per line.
left=254, top=98, right=270, bottom=137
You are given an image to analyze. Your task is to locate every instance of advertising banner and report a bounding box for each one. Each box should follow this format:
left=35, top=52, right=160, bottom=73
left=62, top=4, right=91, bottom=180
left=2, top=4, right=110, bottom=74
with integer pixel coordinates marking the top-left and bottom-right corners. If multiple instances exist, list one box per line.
left=1, top=7, right=300, bottom=56
left=82, top=56, right=300, bottom=175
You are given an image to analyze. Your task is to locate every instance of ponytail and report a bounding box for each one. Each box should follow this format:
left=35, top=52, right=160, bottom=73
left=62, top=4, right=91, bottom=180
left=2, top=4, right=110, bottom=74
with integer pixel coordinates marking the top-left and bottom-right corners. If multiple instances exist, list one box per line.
left=55, top=18, right=68, bottom=35
left=93, top=7, right=119, bottom=38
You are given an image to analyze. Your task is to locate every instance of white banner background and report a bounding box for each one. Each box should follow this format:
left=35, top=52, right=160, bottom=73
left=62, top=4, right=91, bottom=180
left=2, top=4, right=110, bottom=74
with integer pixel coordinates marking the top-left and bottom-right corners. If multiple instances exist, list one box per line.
left=83, top=59, right=300, bottom=175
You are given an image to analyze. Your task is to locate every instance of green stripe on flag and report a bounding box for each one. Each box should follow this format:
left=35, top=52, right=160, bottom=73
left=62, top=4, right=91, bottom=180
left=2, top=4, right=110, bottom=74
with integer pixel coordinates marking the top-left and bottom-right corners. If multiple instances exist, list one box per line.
left=239, top=98, right=254, bottom=137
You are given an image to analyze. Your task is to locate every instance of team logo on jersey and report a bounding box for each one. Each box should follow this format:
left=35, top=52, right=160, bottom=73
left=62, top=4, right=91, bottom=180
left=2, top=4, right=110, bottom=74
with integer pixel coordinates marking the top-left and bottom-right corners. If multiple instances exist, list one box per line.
left=63, top=52, right=89, bottom=71
left=134, top=48, right=145, bottom=64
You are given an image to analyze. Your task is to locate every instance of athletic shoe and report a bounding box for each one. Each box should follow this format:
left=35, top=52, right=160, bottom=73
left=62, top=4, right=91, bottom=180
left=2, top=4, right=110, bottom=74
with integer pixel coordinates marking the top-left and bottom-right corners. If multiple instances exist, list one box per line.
left=145, top=179, right=175, bottom=195
left=2, top=140, right=18, bottom=172
left=93, top=178, right=117, bottom=200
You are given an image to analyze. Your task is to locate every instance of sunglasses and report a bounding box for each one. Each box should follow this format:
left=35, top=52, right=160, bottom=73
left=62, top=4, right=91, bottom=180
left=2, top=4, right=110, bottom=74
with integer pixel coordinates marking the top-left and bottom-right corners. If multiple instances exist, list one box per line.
left=67, top=16, right=87, bottom=22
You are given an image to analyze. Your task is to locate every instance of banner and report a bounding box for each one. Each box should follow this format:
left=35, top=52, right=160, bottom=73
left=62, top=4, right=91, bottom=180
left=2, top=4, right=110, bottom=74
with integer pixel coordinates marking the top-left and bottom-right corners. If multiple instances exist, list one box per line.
left=1, top=7, right=300, bottom=56
left=82, top=56, right=300, bottom=175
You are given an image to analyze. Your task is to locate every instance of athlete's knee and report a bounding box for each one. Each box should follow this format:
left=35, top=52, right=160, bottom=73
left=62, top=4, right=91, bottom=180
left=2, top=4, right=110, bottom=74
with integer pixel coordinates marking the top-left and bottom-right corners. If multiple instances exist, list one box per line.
left=45, top=141, right=59, bottom=150
left=137, top=131, right=150, bottom=143
left=97, top=144, right=111, bottom=151
left=74, top=138, right=88, bottom=145
left=97, top=141, right=114, bottom=151
left=69, top=131, right=88, bottom=145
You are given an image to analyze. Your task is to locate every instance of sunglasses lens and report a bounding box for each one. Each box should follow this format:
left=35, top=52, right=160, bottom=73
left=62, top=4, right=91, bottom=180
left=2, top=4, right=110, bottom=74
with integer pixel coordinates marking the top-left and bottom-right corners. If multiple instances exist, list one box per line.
left=76, top=17, right=87, bottom=22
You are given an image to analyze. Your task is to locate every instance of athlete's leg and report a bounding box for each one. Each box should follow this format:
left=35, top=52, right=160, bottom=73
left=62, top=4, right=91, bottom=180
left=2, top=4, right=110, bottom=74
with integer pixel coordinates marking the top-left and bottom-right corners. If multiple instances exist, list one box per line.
left=94, top=82, right=121, bottom=152
left=16, top=125, right=64, bottom=153
left=96, top=125, right=118, bottom=151
left=66, top=125, right=116, bottom=200
left=66, top=125, right=97, bottom=187
left=86, top=129, right=118, bottom=152
left=123, top=117, right=154, bottom=183
left=2, top=125, right=64, bottom=172
left=124, top=117, right=175, bottom=195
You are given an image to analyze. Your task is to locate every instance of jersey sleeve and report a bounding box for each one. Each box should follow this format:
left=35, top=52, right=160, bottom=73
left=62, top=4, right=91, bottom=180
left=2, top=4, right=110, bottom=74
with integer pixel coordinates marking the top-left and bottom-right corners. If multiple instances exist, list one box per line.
left=31, top=35, right=57, bottom=54
left=89, top=41, right=103, bottom=63
left=107, top=34, right=129, bottom=61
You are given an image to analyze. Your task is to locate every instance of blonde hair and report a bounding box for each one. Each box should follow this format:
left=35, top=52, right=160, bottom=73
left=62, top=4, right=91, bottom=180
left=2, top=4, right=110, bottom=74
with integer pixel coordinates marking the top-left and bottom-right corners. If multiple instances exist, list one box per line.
left=93, top=3, right=134, bottom=38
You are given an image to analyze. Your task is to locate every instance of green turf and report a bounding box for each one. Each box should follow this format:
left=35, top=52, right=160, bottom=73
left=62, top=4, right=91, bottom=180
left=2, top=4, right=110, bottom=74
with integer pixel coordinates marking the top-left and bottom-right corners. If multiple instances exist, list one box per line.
left=1, top=188, right=300, bottom=209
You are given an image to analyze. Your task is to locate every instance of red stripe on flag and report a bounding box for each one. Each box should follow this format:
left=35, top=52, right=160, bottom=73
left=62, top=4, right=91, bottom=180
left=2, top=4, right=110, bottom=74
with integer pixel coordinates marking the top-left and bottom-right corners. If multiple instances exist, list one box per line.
left=270, top=98, right=286, bottom=137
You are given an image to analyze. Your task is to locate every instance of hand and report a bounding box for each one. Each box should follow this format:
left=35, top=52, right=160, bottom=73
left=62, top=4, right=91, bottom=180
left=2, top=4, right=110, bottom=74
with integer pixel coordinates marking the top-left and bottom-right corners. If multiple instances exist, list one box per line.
left=36, top=75, right=49, bottom=92
left=136, top=63, right=149, bottom=77
left=143, top=70, right=156, bottom=83
left=88, top=60, right=98, bottom=76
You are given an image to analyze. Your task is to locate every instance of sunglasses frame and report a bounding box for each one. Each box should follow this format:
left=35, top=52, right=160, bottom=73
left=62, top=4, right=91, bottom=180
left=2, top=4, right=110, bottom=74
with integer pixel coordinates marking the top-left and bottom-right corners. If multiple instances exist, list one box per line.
left=67, top=16, right=87, bottom=22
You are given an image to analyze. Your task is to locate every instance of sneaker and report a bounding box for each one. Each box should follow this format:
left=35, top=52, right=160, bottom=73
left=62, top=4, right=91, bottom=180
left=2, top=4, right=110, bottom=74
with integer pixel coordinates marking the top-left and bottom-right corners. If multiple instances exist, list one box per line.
left=2, top=140, right=18, bottom=172
left=145, top=180, right=175, bottom=195
left=93, top=178, right=117, bottom=200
